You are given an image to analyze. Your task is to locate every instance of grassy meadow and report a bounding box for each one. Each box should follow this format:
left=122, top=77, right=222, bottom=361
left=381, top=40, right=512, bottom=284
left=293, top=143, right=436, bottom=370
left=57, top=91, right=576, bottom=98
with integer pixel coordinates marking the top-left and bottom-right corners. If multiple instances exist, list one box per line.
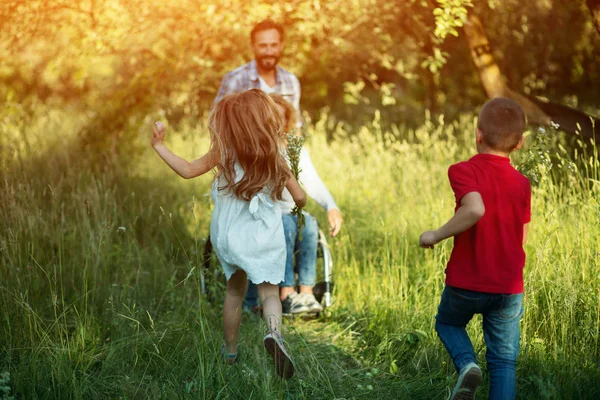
left=1, top=105, right=600, bottom=399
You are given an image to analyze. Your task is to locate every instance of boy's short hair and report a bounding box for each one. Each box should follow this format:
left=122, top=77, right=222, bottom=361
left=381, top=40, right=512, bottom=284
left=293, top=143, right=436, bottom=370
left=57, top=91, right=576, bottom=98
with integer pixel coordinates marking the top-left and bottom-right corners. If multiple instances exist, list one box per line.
left=477, top=97, right=526, bottom=152
left=250, top=20, right=284, bottom=43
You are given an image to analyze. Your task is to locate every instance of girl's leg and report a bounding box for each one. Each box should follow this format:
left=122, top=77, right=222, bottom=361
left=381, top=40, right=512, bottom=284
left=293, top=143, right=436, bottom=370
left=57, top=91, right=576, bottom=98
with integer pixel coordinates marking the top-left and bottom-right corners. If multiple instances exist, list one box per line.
left=258, top=281, right=295, bottom=379
left=257, top=282, right=283, bottom=332
left=223, top=269, right=248, bottom=354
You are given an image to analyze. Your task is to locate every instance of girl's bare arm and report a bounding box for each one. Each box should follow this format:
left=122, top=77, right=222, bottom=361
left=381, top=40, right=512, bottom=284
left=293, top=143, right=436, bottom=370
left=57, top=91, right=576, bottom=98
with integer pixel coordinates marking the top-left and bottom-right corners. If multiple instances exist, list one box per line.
left=286, top=175, right=307, bottom=208
left=152, top=122, right=219, bottom=179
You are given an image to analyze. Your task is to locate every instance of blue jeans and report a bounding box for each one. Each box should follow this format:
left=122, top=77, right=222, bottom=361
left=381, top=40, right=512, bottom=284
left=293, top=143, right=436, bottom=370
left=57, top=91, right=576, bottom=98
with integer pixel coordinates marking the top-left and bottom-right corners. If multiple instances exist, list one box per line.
left=281, top=213, right=318, bottom=288
left=244, top=213, right=319, bottom=308
left=435, top=286, right=523, bottom=400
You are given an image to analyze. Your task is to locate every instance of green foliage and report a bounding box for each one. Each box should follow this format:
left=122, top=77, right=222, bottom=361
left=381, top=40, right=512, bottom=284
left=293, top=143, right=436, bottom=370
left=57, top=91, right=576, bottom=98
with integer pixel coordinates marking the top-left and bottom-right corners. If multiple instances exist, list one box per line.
left=472, top=1, right=600, bottom=107
left=2, top=0, right=598, bottom=144
left=517, top=127, right=555, bottom=186
left=0, top=372, right=14, bottom=400
left=433, top=0, right=473, bottom=40
left=2, top=105, right=600, bottom=398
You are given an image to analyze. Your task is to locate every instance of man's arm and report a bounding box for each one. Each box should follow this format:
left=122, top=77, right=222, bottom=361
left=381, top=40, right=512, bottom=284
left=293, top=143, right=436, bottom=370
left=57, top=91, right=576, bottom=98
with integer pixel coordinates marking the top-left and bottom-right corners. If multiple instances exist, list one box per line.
left=297, top=148, right=343, bottom=235
left=419, top=192, right=485, bottom=248
left=523, top=223, right=529, bottom=245
left=298, top=149, right=337, bottom=211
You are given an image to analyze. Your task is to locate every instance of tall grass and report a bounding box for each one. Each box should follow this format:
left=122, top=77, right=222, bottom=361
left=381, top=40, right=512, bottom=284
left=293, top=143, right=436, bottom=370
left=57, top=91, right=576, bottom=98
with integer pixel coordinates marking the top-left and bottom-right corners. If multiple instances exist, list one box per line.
left=1, top=104, right=600, bottom=399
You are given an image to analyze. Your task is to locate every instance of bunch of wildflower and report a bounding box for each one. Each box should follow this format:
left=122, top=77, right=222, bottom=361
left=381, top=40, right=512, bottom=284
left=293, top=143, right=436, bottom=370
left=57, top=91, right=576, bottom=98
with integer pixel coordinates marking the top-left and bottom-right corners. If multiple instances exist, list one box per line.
left=286, top=129, right=306, bottom=234
left=517, top=123, right=556, bottom=186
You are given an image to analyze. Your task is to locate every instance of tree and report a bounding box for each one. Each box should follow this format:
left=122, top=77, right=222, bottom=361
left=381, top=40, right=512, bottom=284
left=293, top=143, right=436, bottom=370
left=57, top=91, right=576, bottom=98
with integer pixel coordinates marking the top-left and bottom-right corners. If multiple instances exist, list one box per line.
left=463, top=12, right=597, bottom=138
left=1, top=0, right=598, bottom=143
left=463, top=14, right=551, bottom=125
left=587, top=0, right=600, bottom=35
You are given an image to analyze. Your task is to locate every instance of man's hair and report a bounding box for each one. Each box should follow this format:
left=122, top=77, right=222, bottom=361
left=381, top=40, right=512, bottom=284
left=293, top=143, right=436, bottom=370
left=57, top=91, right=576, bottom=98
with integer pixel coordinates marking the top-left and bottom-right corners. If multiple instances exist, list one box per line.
left=250, top=20, right=284, bottom=43
left=477, top=97, right=526, bottom=152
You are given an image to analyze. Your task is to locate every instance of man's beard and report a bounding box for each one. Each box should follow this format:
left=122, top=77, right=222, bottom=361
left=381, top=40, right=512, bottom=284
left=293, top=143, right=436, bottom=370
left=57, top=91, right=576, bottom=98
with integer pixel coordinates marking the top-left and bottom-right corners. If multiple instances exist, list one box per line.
left=257, top=55, right=280, bottom=71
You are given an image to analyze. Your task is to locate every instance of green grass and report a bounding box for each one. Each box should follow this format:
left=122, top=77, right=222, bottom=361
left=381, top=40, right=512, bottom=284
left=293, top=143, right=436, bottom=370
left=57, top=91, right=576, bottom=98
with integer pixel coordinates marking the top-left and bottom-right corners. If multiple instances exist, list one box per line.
left=1, top=105, right=600, bottom=399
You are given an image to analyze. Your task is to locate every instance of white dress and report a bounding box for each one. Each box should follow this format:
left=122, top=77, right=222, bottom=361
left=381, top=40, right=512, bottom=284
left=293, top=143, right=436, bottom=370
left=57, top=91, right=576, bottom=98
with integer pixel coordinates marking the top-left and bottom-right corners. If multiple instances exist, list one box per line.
left=210, top=163, right=286, bottom=285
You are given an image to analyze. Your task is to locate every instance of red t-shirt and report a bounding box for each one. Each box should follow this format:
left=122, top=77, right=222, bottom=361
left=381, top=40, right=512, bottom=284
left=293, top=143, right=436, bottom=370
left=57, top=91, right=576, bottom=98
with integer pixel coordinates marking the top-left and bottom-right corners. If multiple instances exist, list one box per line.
left=445, top=153, right=531, bottom=294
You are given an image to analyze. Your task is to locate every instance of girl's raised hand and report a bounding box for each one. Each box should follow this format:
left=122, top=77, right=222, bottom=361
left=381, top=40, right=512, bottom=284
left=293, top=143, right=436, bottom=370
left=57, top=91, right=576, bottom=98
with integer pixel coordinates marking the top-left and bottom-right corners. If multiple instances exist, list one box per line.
left=152, top=121, right=167, bottom=148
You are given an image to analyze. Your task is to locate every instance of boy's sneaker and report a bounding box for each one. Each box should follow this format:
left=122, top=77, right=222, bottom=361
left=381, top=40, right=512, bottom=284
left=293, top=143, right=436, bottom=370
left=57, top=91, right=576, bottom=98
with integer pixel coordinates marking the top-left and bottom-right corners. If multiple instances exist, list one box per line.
left=282, top=293, right=310, bottom=315
left=450, top=362, right=482, bottom=400
left=301, top=293, right=324, bottom=313
left=263, top=330, right=295, bottom=379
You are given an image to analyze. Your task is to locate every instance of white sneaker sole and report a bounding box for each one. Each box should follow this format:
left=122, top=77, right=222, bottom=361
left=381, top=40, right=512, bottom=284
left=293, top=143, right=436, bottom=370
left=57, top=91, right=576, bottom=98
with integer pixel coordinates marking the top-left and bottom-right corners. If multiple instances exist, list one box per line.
left=450, top=365, right=483, bottom=400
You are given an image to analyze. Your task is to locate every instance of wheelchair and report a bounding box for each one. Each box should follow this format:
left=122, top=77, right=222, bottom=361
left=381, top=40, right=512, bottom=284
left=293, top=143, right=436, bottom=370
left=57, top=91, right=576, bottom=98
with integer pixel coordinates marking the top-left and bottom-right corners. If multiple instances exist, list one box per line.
left=200, top=226, right=334, bottom=310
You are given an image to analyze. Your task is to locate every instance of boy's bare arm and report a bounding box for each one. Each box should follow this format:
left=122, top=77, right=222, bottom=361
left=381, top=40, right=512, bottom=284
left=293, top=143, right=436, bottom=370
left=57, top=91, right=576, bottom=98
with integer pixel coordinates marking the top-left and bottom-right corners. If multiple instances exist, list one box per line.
left=420, top=192, right=485, bottom=248
left=523, top=223, right=529, bottom=245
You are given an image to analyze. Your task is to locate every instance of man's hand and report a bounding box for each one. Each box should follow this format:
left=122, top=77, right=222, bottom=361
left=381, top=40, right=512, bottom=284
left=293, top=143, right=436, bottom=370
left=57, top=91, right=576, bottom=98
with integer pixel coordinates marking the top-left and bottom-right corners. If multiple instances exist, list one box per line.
left=419, top=230, right=439, bottom=249
left=327, top=208, right=343, bottom=237
left=152, top=121, right=167, bottom=148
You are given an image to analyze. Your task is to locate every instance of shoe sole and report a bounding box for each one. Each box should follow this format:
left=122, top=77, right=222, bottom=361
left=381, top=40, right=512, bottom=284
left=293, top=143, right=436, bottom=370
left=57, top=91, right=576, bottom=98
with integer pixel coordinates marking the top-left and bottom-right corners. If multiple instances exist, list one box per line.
left=450, top=367, right=483, bottom=400
left=307, top=305, right=324, bottom=313
left=284, top=306, right=311, bottom=314
left=283, top=309, right=318, bottom=315
left=283, top=305, right=322, bottom=315
left=264, top=337, right=295, bottom=379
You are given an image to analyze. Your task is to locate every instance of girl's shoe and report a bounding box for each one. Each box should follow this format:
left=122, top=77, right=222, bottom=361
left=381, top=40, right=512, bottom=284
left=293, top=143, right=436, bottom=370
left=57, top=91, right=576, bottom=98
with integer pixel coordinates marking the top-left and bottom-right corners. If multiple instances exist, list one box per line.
left=220, top=344, right=238, bottom=365
left=263, top=330, right=295, bottom=378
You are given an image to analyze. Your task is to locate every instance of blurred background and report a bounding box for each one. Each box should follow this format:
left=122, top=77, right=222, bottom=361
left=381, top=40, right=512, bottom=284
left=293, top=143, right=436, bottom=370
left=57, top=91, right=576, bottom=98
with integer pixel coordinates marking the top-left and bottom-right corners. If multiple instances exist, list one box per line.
left=1, top=0, right=599, bottom=145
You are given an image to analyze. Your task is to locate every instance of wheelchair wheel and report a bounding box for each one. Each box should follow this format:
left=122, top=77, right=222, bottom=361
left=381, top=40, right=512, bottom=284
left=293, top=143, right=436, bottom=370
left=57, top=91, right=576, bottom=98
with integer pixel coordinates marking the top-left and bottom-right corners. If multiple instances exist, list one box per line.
left=313, top=229, right=334, bottom=308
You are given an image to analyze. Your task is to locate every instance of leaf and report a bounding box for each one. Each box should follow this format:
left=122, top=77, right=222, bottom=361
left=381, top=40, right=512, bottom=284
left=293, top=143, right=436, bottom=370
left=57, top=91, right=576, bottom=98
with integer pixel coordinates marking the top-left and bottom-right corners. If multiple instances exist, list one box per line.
left=390, top=361, right=399, bottom=374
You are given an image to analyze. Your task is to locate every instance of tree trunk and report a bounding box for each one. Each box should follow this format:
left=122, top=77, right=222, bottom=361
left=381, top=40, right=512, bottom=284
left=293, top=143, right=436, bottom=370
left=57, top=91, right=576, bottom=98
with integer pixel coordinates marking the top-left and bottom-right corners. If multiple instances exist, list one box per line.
left=587, top=0, right=600, bottom=36
left=463, top=14, right=551, bottom=126
left=463, top=13, right=597, bottom=139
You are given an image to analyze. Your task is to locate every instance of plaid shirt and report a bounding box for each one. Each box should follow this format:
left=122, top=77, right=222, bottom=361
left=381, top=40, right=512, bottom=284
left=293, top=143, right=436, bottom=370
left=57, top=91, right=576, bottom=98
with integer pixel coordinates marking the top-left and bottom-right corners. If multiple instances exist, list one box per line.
left=215, top=60, right=302, bottom=127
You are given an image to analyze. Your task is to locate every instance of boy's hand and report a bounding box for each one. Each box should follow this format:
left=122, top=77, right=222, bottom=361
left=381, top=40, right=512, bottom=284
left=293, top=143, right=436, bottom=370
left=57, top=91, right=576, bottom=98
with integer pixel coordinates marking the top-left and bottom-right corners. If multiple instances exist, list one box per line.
left=419, top=230, right=439, bottom=249
left=152, top=121, right=166, bottom=148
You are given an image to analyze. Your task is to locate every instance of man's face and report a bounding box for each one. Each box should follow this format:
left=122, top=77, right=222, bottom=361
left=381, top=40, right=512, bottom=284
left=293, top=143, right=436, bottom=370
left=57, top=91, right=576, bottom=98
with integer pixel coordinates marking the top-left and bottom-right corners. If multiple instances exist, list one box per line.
left=252, top=29, right=283, bottom=71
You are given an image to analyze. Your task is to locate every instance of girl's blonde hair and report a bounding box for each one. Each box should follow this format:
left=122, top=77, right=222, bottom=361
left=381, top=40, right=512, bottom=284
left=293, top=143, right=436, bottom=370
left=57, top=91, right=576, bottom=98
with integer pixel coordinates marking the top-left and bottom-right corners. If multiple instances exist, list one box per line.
left=268, top=93, right=298, bottom=133
left=208, top=89, right=289, bottom=201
